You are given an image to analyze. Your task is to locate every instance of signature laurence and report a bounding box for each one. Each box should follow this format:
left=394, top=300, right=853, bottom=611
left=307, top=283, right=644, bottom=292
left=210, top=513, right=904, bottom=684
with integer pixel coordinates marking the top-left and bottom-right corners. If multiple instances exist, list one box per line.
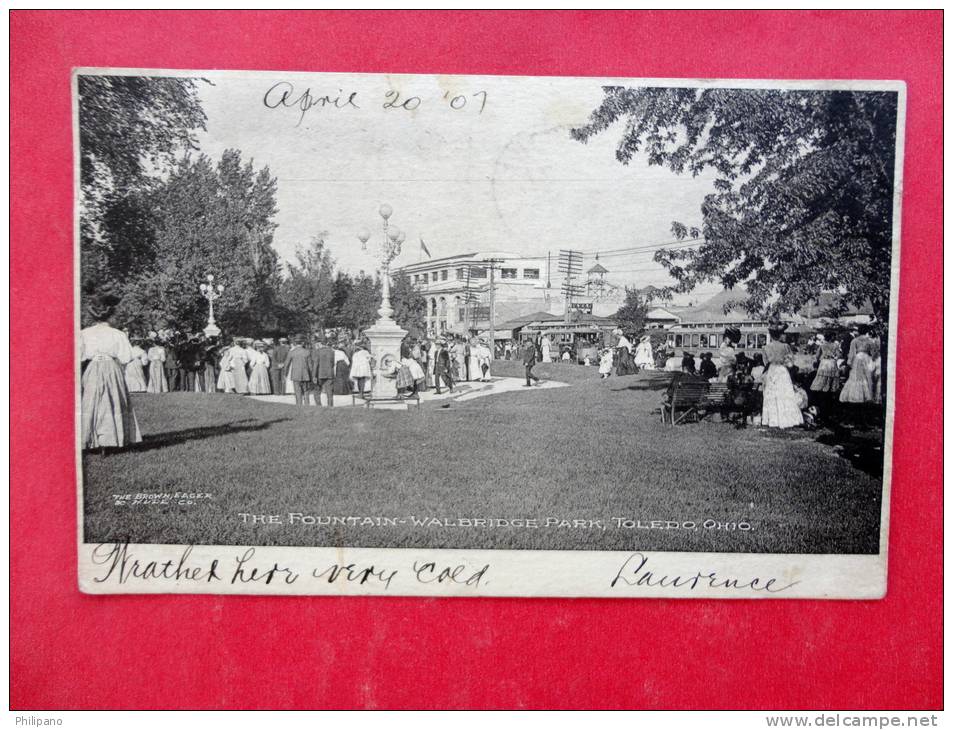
left=610, top=552, right=800, bottom=594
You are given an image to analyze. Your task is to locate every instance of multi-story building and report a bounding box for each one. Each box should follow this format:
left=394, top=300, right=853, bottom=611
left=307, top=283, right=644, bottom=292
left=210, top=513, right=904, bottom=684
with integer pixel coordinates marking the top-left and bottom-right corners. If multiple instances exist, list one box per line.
left=397, top=251, right=558, bottom=336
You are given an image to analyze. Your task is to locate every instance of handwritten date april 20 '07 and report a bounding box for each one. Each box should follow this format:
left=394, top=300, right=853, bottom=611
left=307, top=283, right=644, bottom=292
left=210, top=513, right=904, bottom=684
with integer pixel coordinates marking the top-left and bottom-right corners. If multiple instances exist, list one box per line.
left=263, top=82, right=488, bottom=126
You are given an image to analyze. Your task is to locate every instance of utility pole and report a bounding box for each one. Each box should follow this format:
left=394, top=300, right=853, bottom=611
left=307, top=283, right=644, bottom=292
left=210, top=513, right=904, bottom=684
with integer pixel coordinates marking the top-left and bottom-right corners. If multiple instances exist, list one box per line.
left=463, top=265, right=472, bottom=334
left=488, top=263, right=496, bottom=350
left=546, top=251, right=552, bottom=303
left=558, top=249, right=583, bottom=325
left=482, top=258, right=504, bottom=352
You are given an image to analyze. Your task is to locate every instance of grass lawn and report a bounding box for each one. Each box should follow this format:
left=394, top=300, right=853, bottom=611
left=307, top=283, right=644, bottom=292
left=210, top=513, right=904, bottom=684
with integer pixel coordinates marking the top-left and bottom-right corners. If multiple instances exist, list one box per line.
left=83, top=360, right=884, bottom=554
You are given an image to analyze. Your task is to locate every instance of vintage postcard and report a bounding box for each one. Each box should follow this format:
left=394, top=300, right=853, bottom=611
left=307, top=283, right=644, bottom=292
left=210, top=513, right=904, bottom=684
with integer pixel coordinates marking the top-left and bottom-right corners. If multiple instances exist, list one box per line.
left=75, top=69, right=904, bottom=598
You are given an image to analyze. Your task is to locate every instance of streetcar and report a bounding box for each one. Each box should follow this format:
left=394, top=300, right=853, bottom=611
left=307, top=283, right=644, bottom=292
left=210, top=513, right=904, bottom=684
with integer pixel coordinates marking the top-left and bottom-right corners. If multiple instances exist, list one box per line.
left=664, top=319, right=816, bottom=358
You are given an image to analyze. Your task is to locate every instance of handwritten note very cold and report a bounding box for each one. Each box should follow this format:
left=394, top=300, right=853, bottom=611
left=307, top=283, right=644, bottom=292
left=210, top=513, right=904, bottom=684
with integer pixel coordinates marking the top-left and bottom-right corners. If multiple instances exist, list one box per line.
left=83, top=543, right=811, bottom=597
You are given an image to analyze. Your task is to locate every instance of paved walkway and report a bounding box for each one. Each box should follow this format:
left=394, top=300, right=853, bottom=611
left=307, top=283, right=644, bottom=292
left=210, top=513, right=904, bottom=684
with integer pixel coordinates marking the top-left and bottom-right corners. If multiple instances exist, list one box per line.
left=247, top=376, right=567, bottom=408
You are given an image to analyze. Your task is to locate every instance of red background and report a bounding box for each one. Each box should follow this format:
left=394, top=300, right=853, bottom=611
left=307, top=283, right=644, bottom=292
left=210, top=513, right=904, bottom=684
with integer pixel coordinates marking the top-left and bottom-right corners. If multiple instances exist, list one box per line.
left=10, top=10, right=943, bottom=710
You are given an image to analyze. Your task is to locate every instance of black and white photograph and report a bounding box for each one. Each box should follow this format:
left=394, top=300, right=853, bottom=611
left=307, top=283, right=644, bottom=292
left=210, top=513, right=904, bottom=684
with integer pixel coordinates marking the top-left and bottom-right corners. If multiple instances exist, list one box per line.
left=75, top=69, right=904, bottom=597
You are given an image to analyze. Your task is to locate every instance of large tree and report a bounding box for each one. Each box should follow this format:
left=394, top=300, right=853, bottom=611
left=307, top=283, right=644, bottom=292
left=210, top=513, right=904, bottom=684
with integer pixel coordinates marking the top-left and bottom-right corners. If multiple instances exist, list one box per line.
left=614, top=287, right=650, bottom=333
left=571, top=87, right=899, bottom=322
left=278, top=235, right=337, bottom=333
left=114, top=150, right=280, bottom=335
left=390, top=272, right=427, bottom=337
left=339, top=271, right=382, bottom=334
left=77, top=75, right=207, bottom=298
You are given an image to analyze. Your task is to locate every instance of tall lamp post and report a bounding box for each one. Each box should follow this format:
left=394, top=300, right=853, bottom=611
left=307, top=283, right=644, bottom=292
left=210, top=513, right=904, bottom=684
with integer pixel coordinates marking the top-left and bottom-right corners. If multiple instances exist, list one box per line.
left=360, top=203, right=409, bottom=404
left=199, top=274, right=225, bottom=338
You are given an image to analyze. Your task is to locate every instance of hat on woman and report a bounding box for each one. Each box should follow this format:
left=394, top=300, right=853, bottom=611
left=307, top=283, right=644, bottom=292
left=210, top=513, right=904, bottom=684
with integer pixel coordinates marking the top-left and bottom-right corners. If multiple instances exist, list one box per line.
left=86, top=292, right=121, bottom=321
left=767, top=320, right=788, bottom=338
left=723, top=326, right=742, bottom=344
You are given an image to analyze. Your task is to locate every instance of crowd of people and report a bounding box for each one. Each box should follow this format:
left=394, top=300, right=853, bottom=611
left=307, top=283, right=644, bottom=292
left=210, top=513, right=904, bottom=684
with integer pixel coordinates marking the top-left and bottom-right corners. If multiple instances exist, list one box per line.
left=80, top=285, right=885, bottom=451
left=80, top=296, right=517, bottom=449
left=119, top=330, right=504, bottom=406
left=642, top=323, right=883, bottom=429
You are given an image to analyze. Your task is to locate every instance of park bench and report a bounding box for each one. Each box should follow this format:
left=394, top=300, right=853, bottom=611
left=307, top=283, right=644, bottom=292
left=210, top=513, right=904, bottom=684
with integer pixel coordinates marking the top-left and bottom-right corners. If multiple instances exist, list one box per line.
left=659, top=375, right=731, bottom=426
left=363, top=392, right=421, bottom=409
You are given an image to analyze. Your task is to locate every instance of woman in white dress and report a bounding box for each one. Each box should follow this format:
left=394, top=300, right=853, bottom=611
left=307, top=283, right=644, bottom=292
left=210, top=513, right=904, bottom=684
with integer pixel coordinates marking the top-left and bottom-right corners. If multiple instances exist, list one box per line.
left=349, top=343, right=373, bottom=398
left=248, top=341, right=272, bottom=395
left=468, top=338, right=482, bottom=381
left=226, top=338, right=250, bottom=394
left=217, top=345, right=234, bottom=392
left=146, top=340, right=168, bottom=393
left=540, top=335, right=552, bottom=364
left=80, top=298, right=142, bottom=449
left=401, top=345, right=426, bottom=390
left=716, top=331, right=739, bottom=382
left=475, top=340, right=492, bottom=381
left=124, top=338, right=149, bottom=393
left=761, top=325, right=804, bottom=429
left=633, top=335, right=655, bottom=370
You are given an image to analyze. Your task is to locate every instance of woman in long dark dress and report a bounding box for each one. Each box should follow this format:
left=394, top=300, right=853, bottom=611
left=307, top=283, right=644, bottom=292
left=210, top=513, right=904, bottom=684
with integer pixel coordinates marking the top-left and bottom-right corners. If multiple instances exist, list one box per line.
left=839, top=324, right=877, bottom=404
left=332, top=341, right=352, bottom=396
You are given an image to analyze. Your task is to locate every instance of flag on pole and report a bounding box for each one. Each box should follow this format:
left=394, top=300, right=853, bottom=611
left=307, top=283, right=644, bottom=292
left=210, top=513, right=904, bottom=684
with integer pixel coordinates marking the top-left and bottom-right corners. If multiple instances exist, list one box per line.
left=420, top=238, right=431, bottom=258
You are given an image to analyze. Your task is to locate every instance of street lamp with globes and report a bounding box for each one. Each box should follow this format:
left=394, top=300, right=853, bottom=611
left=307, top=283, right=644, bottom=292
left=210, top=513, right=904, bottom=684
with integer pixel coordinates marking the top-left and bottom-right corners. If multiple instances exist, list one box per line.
left=199, top=274, right=225, bottom=338
left=358, top=203, right=405, bottom=322
left=357, top=204, right=410, bottom=404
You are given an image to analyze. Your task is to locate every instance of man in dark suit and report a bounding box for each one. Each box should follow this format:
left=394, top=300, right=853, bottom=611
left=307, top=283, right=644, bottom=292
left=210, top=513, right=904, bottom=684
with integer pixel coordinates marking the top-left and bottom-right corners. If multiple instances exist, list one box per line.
left=270, top=337, right=290, bottom=395
left=284, top=335, right=313, bottom=407
left=182, top=336, right=204, bottom=392
left=164, top=343, right=180, bottom=391
left=310, top=336, right=336, bottom=407
left=522, top=339, right=541, bottom=387
left=433, top=340, right=454, bottom=395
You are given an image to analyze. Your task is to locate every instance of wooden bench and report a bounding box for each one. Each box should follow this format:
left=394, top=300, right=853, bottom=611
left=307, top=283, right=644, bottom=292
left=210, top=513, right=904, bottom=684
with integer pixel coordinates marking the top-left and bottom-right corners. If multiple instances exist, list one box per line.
left=363, top=392, right=421, bottom=409
left=659, top=376, right=734, bottom=425
left=660, top=375, right=711, bottom=425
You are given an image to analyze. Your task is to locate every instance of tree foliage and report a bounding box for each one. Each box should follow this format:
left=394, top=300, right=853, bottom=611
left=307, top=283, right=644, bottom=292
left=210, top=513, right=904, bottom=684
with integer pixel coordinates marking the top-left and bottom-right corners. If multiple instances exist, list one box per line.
left=78, top=75, right=208, bottom=295
left=614, top=287, right=650, bottom=333
left=77, top=74, right=427, bottom=340
left=278, top=235, right=337, bottom=333
left=390, top=272, right=427, bottom=337
left=112, top=150, right=280, bottom=335
left=338, top=271, right=382, bottom=333
left=572, top=87, right=899, bottom=320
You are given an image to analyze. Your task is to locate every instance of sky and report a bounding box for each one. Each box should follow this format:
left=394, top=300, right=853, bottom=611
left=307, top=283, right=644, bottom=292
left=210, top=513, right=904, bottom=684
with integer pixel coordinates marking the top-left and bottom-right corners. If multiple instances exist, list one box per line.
left=192, top=70, right=724, bottom=302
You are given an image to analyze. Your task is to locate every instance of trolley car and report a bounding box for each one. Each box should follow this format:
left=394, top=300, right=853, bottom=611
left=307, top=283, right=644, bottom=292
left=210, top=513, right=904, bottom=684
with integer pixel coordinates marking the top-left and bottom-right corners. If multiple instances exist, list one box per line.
left=664, top=319, right=816, bottom=359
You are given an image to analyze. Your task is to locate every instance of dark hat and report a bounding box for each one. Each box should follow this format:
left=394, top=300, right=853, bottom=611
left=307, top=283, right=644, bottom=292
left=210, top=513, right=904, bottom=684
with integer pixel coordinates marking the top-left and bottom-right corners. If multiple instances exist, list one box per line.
left=85, top=292, right=120, bottom=321
left=767, top=320, right=788, bottom=337
left=723, top=327, right=742, bottom=344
